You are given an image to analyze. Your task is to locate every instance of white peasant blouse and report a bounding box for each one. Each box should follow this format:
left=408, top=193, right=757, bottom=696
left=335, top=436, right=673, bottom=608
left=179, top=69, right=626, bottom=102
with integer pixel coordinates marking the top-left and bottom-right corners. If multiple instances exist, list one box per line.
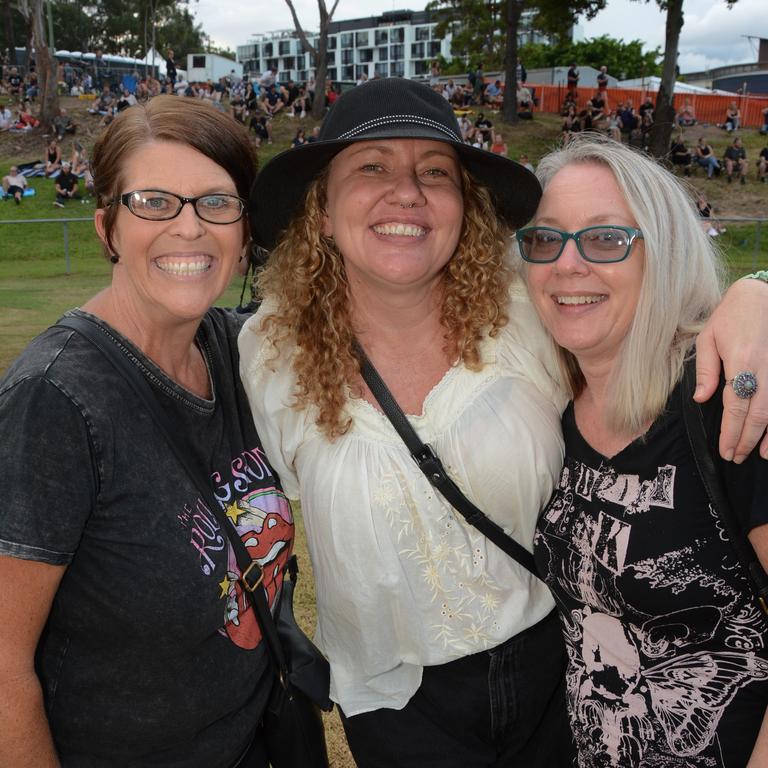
left=238, top=280, right=567, bottom=716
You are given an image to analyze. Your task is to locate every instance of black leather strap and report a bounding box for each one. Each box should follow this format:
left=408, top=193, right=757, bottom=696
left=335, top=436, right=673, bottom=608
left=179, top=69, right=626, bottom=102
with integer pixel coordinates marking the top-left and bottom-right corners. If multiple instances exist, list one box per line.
left=354, top=341, right=539, bottom=578
left=56, top=313, right=292, bottom=678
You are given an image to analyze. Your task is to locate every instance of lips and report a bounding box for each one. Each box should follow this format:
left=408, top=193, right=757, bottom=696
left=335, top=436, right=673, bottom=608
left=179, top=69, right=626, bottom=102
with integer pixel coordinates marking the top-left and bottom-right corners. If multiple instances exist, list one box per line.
left=154, top=255, right=213, bottom=275
left=555, top=294, right=606, bottom=305
left=372, top=222, right=426, bottom=237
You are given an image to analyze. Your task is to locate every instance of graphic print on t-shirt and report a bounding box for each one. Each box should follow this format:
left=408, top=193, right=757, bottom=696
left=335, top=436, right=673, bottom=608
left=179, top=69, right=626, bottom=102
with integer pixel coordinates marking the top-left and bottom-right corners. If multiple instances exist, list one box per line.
left=221, top=486, right=293, bottom=649
left=177, top=445, right=294, bottom=650
left=535, top=454, right=768, bottom=768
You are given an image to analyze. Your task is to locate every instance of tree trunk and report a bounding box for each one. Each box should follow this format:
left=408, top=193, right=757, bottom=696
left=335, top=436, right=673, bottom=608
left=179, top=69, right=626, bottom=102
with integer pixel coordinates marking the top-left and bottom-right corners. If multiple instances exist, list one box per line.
left=501, top=0, right=523, bottom=124
left=3, top=0, right=17, bottom=64
left=649, top=0, right=683, bottom=158
left=312, top=17, right=328, bottom=119
left=31, top=0, right=58, bottom=127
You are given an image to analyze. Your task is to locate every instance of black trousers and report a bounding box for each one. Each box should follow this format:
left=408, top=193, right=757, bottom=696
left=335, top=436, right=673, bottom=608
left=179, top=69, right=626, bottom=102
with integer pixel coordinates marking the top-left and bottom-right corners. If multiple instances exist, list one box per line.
left=340, top=610, right=574, bottom=767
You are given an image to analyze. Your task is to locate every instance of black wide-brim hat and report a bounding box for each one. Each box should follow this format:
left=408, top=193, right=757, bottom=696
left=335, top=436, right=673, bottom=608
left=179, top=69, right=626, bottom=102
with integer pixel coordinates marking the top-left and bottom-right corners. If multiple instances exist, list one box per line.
left=249, top=77, right=541, bottom=250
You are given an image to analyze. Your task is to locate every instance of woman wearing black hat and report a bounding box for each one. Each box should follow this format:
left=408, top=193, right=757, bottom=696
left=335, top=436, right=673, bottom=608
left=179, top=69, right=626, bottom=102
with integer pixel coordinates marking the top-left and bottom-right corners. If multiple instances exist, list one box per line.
left=239, top=78, right=768, bottom=766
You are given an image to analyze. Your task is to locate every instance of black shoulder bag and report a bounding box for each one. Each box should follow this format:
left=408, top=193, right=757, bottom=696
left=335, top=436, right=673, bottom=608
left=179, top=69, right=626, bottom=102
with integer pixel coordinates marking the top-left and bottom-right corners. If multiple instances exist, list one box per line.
left=354, top=342, right=539, bottom=578
left=57, top=314, right=332, bottom=768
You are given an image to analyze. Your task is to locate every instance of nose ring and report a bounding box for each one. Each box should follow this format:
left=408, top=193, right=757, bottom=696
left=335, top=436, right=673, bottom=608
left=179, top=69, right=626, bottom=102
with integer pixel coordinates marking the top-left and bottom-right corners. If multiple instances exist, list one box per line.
left=399, top=201, right=416, bottom=209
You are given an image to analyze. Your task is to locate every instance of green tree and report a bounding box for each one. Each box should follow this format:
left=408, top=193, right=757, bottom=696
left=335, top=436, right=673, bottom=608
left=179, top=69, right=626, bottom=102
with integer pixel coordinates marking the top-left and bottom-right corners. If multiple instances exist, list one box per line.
left=518, top=35, right=661, bottom=80
left=430, top=0, right=506, bottom=70
left=428, top=0, right=607, bottom=123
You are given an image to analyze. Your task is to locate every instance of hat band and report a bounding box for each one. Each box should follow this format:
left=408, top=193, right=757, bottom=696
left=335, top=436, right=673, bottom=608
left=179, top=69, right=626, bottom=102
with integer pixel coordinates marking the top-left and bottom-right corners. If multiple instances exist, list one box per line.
left=337, top=114, right=462, bottom=143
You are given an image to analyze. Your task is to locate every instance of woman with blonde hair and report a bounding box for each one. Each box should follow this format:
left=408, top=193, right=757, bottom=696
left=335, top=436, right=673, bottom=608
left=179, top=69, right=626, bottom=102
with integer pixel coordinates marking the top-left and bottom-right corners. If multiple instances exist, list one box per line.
left=520, top=134, right=768, bottom=766
left=240, top=79, right=768, bottom=766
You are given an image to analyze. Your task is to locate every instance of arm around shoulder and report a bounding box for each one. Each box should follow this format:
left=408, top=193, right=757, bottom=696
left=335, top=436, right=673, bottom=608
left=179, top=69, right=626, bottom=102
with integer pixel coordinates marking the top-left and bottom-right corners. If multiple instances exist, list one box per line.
left=695, top=276, right=768, bottom=462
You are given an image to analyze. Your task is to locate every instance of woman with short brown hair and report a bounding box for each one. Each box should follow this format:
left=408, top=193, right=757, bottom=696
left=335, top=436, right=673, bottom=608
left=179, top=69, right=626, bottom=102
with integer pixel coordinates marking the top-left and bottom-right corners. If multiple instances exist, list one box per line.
left=0, top=96, right=286, bottom=768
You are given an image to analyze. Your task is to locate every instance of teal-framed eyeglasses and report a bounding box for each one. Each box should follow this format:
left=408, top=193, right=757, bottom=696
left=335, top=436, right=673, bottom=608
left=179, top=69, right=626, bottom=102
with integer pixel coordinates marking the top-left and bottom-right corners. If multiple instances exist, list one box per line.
left=516, top=225, right=644, bottom=264
left=113, top=189, right=246, bottom=224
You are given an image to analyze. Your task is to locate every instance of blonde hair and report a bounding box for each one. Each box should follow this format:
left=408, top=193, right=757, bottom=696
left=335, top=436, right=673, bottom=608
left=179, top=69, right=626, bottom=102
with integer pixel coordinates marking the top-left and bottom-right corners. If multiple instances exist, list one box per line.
left=256, top=166, right=512, bottom=439
left=528, top=133, right=724, bottom=434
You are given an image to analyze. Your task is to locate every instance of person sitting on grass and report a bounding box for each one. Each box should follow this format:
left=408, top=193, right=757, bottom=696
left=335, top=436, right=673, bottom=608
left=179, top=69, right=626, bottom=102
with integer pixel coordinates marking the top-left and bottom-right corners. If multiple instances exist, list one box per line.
left=758, top=144, right=768, bottom=184
left=88, top=85, right=114, bottom=116
left=259, top=83, right=284, bottom=117
left=489, top=130, right=508, bottom=156
left=516, top=80, right=533, bottom=119
left=14, top=101, right=39, bottom=130
left=52, top=107, right=76, bottom=141
left=53, top=161, right=80, bottom=207
left=694, top=136, right=720, bottom=180
left=44, top=139, right=62, bottom=177
left=670, top=134, right=692, bottom=176
left=0, top=103, right=12, bottom=131
left=721, top=101, right=740, bottom=132
left=724, top=136, right=747, bottom=184
left=677, top=98, right=697, bottom=127
left=2, top=165, right=27, bottom=204
left=249, top=114, right=272, bottom=147
left=484, top=79, right=503, bottom=109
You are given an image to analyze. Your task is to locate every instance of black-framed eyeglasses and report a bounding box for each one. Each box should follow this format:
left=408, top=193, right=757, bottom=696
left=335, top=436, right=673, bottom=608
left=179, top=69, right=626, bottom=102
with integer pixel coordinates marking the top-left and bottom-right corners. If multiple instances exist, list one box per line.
left=114, top=189, right=246, bottom=224
left=516, top=225, right=644, bottom=264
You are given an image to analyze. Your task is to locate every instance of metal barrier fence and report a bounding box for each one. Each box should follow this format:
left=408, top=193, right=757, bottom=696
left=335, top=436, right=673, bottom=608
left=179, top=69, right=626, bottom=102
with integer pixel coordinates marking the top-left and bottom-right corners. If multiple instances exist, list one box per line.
left=0, top=215, right=766, bottom=273
left=0, top=217, right=94, bottom=274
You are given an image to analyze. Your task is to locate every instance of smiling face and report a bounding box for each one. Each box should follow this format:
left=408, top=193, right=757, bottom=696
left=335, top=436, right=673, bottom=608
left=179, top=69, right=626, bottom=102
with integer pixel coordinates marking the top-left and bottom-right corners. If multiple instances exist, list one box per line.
left=524, top=162, right=644, bottom=375
left=95, top=140, right=247, bottom=328
left=321, top=139, right=464, bottom=297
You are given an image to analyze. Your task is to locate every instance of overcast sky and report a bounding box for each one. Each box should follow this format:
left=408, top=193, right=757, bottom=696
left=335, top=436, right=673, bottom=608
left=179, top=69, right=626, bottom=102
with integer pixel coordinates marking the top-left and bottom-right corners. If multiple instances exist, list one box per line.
left=192, top=0, right=765, bottom=74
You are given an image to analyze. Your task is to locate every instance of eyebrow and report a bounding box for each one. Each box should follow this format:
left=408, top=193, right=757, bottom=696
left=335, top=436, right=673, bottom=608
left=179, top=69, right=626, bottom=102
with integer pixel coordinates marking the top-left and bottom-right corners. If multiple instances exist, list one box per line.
left=534, top=215, right=633, bottom=227
left=344, top=143, right=458, bottom=162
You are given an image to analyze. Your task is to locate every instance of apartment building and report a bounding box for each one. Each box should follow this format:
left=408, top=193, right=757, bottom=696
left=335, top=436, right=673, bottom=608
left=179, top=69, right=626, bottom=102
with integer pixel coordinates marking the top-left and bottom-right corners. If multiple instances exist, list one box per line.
left=236, top=8, right=550, bottom=84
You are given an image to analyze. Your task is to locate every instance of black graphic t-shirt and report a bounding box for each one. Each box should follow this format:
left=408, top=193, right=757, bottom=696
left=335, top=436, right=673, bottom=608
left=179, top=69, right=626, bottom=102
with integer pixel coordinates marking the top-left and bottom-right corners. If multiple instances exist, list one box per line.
left=534, top=385, right=768, bottom=767
left=0, top=308, right=293, bottom=767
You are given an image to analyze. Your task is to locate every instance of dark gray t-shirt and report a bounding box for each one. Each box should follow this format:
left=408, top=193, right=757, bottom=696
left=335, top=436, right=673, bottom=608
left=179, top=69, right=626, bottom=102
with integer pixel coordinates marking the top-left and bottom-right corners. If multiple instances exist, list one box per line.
left=0, top=308, right=295, bottom=767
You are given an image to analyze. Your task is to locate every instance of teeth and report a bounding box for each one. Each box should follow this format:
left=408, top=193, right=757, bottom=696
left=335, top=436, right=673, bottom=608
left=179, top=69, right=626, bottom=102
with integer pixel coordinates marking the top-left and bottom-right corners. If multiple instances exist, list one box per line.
left=157, top=260, right=211, bottom=275
left=556, top=295, right=604, bottom=305
left=372, top=223, right=426, bottom=237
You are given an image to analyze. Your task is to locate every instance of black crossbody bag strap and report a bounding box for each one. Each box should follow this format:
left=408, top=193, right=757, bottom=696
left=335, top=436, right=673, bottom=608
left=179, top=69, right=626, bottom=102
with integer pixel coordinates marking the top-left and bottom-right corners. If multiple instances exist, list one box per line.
left=680, top=360, right=768, bottom=623
left=56, top=314, right=292, bottom=679
left=354, top=341, right=539, bottom=578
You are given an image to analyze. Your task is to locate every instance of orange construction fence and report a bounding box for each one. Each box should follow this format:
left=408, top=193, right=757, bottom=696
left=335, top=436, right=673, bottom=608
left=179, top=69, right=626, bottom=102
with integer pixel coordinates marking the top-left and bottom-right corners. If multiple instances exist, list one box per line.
left=526, top=84, right=768, bottom=129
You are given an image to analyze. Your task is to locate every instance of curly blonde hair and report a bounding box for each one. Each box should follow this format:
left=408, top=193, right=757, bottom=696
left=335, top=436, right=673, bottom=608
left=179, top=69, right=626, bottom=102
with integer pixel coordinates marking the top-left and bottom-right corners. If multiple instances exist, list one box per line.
left=257, top=166, right=513, bottom=439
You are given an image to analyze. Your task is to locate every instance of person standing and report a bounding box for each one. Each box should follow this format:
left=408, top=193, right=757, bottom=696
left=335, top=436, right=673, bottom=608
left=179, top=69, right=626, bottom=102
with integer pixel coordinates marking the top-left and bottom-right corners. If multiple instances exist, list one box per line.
left=521, top=133, right=768, bottom=768
left=567, top=62, right=579, bottom=97
left=597, top=65, right=609, bottom=92
left=165, top=48, right=177, bottom=87
left=240, top=78, right=768, bottom=768
left=0, top=95, right=284, bottom=768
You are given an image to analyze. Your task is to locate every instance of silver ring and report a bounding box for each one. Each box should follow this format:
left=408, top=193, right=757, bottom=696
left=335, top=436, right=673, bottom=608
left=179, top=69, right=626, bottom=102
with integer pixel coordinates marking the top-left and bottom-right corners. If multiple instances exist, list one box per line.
left=399, top=201, right=416, bottom=209
left=727, top=371, right=758, bottom=399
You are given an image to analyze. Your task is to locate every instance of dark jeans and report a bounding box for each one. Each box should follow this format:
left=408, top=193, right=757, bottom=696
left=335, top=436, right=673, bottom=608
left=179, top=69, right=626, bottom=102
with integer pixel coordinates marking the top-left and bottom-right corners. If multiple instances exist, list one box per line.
left=340, top=610, right=574, bottom=767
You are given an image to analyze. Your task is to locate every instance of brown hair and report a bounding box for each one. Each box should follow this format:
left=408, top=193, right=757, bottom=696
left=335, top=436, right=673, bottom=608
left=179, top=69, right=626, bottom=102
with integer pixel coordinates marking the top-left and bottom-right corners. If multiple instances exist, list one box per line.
left=91, top=96, right=257, bottom=255
left=256, top=167, right=512, bottom=440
